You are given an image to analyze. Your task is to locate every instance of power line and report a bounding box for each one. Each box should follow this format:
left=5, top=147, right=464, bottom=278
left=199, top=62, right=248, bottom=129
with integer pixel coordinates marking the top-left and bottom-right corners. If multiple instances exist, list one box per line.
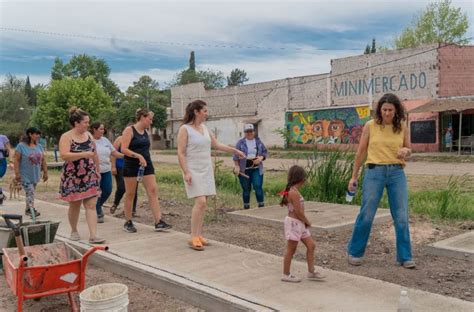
left=197, top=43, right=457, bottom=99
left=0, top=27, right=364, bottom=52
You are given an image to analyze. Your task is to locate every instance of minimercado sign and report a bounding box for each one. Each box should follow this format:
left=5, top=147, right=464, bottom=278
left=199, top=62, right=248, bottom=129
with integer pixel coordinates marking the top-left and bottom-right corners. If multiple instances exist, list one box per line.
left=334, top=72, right=427, bottom=97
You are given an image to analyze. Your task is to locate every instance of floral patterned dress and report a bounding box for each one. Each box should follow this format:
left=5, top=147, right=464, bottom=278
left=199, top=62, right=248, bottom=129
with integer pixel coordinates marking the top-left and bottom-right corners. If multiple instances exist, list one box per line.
left=59, top=137, right=100, bottom=202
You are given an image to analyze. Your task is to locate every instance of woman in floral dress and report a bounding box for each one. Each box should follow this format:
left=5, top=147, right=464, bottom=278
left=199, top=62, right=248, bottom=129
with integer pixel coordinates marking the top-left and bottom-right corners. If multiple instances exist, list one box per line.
left=59, top=107, right=105, bottom=244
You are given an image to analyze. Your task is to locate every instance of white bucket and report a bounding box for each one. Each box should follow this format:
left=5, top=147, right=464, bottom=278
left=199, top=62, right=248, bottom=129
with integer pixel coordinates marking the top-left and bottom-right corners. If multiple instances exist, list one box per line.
left=80, top=283, right=129, bottom=312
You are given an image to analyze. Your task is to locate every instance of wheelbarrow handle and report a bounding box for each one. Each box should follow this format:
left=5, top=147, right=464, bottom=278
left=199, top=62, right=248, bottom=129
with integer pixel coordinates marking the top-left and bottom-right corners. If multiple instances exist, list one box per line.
left=2, top=214, right=23, bottom=236
left=1, top=214, right=28, bottom=262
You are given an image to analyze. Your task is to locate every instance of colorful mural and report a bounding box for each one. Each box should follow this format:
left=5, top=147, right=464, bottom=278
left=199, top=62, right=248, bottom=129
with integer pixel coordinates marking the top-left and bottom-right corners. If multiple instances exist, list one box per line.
left=286, top=106, right=371, bottom=145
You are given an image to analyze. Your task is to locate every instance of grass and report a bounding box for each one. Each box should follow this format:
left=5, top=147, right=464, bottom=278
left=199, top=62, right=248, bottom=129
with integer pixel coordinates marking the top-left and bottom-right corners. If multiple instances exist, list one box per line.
left=5, top=158, right=472, bottom=222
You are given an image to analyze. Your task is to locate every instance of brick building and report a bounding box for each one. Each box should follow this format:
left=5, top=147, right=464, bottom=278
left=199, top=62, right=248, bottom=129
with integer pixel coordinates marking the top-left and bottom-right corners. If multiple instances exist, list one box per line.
left=168, top=44, right=474, bottom=152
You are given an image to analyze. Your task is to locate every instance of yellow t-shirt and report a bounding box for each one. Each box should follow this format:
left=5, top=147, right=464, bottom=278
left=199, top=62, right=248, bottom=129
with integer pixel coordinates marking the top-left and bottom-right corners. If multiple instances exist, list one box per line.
left=365, top=119, right=406, bottom=166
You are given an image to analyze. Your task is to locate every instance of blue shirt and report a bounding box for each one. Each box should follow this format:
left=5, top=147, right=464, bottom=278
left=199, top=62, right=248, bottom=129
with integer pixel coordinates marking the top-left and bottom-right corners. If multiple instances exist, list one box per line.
left=15, top=143, right=44, bottom=184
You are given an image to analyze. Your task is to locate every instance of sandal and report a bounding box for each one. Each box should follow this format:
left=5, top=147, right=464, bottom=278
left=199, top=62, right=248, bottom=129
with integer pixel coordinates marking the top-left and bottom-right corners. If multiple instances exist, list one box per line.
left=188, top=237, right=204, bottom=251
left=198, top=236, right=209, bottom=246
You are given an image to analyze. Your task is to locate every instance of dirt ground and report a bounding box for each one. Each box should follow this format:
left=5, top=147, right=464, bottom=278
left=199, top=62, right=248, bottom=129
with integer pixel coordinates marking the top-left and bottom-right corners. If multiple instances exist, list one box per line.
left=0, top=264, right=202, bottom=312
left=110, top=198, right=474, bottom=302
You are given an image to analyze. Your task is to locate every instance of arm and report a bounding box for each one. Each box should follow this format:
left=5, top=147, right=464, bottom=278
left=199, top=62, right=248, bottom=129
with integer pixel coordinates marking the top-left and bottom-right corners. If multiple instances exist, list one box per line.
left=289, top=190, right=311, bottom=226
left=41, top=152, right=48, bottom=182
left=397, top=124, right=411, bottom=160
left=177, top=126, right=192, bottom=185
left=14, top=149, right=21, bottom=182
left=253, top=139, right=268, bottom=165
left=121, top=127, right=146, bottom=166
left=59, top=133, right=94, bottom=161
left=89, top=134, right=100, bottom=173
left=348, top=122, right=370, bottom=191
left=209, top=131, right=245, bottom=159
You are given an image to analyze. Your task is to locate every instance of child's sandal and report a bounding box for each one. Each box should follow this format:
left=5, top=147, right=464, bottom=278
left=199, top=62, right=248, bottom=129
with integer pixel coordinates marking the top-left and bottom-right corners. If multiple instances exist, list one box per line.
left=188, top=237, right=204, bottom=251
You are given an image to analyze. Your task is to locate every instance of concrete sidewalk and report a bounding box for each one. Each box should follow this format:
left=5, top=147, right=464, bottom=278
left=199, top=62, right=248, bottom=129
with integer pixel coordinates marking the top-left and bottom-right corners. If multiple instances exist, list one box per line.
left=1, top=199, right=473, bottom=312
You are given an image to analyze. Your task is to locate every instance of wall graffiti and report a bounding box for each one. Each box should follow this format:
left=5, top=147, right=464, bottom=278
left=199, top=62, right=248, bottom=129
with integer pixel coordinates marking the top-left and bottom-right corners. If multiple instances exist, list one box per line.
left=286, top=106, right=371, bottom=145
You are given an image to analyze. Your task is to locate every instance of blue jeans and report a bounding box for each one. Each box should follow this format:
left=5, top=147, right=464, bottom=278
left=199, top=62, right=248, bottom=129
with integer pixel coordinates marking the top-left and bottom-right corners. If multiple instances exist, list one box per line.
left=239, top=168, right=264, bottom=206
left=96, top=171, right=113, bottom=217
left=347, top=165, right=412, bottom=263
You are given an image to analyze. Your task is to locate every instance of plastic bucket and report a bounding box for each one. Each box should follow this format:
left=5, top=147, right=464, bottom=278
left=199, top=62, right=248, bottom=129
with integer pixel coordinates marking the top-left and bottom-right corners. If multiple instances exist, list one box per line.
left=80, top=283, right=129, bottom=312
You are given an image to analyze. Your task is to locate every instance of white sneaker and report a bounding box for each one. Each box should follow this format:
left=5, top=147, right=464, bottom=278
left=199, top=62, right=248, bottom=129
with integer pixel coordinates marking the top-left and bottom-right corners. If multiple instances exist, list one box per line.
left=281, top=274, right=301, bottom=283
left=70, top=232, right=80, bottom=241
left=307, top=270, right=326, bottom=280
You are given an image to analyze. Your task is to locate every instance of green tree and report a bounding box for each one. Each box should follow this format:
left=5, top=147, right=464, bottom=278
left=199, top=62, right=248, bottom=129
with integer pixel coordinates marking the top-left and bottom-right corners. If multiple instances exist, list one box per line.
left=24, top=76, right=35, bottom=106
left=116, top=97, right=167, bottom=131
left=31, top=77, right=114, bottom=140
left=227, top=68, right=249, bottom=86
left=172, top=68, right=225, bottom=89
left=371, top=38, right=377, bottom=53
left=115, top=75, right=168, bottom=131
left=395, top=0, right=470, bottom=49
left=0, top=74, right=32, bottom=144
left=189, top=51, right=196, bottom=71
left=51, top=54, right=122, bottom=105
left=364, top=44, right=371, bottom=54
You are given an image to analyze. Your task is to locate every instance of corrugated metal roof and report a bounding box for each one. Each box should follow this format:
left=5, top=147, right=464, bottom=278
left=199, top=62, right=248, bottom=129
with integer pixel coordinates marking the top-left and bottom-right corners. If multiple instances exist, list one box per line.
left=409, top=97, right=474, bottom=113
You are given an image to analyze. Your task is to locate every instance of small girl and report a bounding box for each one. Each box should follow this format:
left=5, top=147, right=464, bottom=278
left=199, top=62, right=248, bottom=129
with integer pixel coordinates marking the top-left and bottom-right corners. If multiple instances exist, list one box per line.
left=280, top=165, right=326, bottom=283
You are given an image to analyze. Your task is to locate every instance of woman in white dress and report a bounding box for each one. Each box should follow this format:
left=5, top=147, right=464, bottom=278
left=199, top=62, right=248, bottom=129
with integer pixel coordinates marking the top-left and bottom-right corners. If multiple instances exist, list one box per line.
left=177, top=100, right=245, bottom=250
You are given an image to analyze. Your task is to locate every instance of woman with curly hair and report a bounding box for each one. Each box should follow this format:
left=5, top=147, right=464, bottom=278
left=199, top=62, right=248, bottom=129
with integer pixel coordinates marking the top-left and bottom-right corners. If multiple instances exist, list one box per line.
left=347, top=93, right=415, bottom=269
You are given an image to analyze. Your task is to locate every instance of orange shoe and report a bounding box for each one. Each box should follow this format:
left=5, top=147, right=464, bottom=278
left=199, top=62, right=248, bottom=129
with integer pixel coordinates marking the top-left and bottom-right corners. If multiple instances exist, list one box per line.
left=198, top=236, right=209, bottom=246
left=188, top=237, right=204, bottom=251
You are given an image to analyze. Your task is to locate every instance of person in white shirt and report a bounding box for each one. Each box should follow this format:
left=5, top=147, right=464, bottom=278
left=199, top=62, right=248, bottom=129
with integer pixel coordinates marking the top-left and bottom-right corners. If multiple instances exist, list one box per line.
left=91, top=122, right=123, bottom=223
left=233, top=124, right=268, bottom=209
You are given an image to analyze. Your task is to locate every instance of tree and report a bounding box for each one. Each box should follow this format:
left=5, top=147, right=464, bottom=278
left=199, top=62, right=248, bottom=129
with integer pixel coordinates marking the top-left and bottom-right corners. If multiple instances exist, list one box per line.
left=371, top=38, right=377, bottom=53
left=25, top=76, right=34, bottom=106
left=0, top=74, right=31, bottom=144
left=115, top=75, right=169, bottom=131
left=172, top=68, right=225, bottom=89
left=116, top=97, right=167, bottom=131
left=51, top=54, right=121, bottom=105
left=189, top=51, right=196, bottom=71
left=227, top=68, right=249, bottom=86
left=395, top=0, right=469, bottom=49
left=364, top=45, right=371, bottom=54
left=31, top=77, right=114, bottom=140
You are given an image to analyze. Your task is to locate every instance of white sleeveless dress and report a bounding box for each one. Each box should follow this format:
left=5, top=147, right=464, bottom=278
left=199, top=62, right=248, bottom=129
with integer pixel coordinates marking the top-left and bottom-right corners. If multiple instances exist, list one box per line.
left=182, top=124, right=216, bottom=198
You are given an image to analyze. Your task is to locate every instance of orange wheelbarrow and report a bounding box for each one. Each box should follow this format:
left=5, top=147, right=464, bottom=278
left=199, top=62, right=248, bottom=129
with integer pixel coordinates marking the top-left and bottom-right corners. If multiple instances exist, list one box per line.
left=1, top=214, right=108, bottom=312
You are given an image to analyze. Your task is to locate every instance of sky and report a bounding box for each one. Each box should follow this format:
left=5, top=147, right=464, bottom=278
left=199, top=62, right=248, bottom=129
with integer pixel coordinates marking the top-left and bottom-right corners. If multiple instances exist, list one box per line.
left=1, top=0, right=473, bottom=90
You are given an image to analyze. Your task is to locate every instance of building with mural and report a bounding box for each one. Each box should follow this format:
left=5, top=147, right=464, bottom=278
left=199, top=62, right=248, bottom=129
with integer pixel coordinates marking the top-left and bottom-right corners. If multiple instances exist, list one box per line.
left=168, top=44, right=474, bottom=152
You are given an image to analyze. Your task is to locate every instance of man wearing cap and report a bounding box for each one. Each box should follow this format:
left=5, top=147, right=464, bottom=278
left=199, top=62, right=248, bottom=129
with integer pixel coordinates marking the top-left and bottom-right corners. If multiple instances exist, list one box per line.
left=233, top=124, right=268, bottom=209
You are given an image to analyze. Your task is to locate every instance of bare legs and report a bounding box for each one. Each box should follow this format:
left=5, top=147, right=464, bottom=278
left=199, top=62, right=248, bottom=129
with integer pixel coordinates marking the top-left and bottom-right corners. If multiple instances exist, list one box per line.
left=191, top=196, right=206, bottom=238
left=68, top=196, right=99, bottom=239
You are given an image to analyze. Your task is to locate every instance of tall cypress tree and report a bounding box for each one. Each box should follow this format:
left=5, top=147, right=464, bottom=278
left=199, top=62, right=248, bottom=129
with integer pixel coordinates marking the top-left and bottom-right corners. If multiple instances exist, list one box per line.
left=371, top=38, right=377, bottom=53
left=189, top=51, right=196, bottom=72
left=25, top=76, right=35, bottom=106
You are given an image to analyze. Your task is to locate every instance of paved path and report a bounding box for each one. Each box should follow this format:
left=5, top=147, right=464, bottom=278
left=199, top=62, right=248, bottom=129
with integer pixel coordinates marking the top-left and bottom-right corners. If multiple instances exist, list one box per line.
left=1, top=199, right=472, bottom=311
left=152, top=154, right=474, bottom=176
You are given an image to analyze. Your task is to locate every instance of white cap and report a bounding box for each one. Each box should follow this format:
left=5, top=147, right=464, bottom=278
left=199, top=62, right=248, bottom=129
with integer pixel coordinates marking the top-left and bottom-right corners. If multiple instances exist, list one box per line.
left=244, top=124, right=254, bottom=131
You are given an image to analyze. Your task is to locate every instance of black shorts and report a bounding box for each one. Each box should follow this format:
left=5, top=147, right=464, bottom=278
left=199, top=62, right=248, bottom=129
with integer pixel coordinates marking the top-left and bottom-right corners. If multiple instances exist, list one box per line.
left=123, top=158, right=155, bottom=177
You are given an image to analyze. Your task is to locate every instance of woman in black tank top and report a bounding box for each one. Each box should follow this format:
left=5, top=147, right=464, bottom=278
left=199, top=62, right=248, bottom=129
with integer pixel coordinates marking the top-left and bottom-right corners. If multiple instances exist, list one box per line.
left=120, top=108, right=171, bottom=233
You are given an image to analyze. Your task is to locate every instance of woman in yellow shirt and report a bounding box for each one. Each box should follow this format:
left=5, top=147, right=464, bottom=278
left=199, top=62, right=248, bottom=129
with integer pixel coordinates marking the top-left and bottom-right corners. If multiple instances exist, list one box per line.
left=347, top=93, right=415, bottom=269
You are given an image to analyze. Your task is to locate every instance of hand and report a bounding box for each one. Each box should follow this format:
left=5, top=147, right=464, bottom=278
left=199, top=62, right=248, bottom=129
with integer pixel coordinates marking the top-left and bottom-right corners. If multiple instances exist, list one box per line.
left=235, top=150, right=245, bottom=159
left=183, top=172, right=192, bottom=185
left=42, top=173, right=48, bottom=182
left=397, top=147, right=410, bottom=160
left=253, top=156, right=264, bottom=165
left=348, top=178, right=358, bottom=192
left=233, top=166, right=241, bottom=176
left=137, top=155, right=147, bottom=167
left=84, top=151, right=95, bottom=158
left=111, top=167, right=117, bottom=176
